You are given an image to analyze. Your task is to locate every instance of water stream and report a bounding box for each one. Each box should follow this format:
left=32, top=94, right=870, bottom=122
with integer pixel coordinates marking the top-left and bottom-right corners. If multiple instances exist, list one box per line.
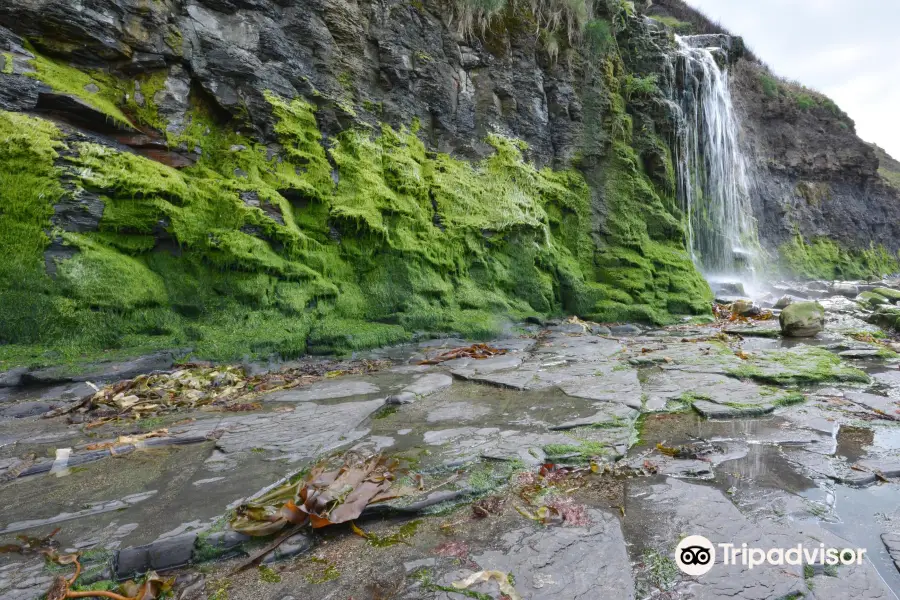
left=671, top=35, right=761, bottom=282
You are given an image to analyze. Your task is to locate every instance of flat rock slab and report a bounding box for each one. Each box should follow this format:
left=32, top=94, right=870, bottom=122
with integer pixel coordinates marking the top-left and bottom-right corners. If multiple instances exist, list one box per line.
left=839, top=349, right=885, bottom=359
left=549, top=401, right=638, bottom=431
left=1, top=491, right=157, bottom=534
left=447, top=509, right=634, bottom=599
left=845, top=392, right=900, bottom=414
left=783, top=448, right=840, bottom=480
left=262, top=379, right=380, bottom=402
left=448, top=354, right=525, bottom=382
left=20, top=351, right=179, bottom=386
left=426, top=402, right=492, bottom=423
left=389, top=373, right=454, bottom=404
left=642, top=370, right=774, bottom=413
left=724, top=326, right=781, bottom=338
left=180, top=398, right=384, bottom=460
left=628, top=341, right=743, bottom=374
left=531, top=336, right=624, bottom=362
left=421, top=427, right=576, bottom=465
left=856, top=457, right=900, bottom=479
left=557, top=363, right=643, bottom=408
left=692, top=399, right=775, bottom=419
left=625, top=477, right=893, bottom=599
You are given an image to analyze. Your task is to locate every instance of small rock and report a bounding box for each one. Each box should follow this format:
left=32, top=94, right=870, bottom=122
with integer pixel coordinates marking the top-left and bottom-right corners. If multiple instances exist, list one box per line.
left=83, top=83, right=100, bottom=93
left=731, top=299, right=760, bottom=316
left=261, top=533, right=313, bottom=563
left=692, top=400, right=775, bottom=419
left=0, top=401, right=62, bottom=419
left=196, top=531, right=250, bottom=561
left=779, top=301, right=825, bottom=337
left=774, top=296, right=793, bottom=310
left=115, top=532, right=198, bottom=578
left=386, top=391, right=416, bottom=405
left=588, top=324, right=612, bottom=335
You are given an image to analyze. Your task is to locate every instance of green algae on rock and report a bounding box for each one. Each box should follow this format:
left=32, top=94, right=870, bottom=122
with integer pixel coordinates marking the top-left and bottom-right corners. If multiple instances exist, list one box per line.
left=779, top=301, right=825, bottom=338
left=0, top=97, right=709, bottom=366
left=727, top=346, right=868, bottom=386
left=777, top=235, right=900, bottom=281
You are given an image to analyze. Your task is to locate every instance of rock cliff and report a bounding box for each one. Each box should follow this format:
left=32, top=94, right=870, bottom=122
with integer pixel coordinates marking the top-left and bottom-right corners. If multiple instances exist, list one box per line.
left=0, top=0, right=897, bottom=366
left=0, top=0, right=713, bottom=364
left=651, top=0, right=900, bottom=280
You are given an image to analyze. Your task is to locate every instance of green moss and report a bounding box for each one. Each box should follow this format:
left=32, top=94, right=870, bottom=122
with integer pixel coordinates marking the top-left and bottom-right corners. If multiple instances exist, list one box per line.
left=0, top=47, right=709, bottom=367
left=856, top=291, right=890, bottom=308
left=544, top=439, right=607, bottom=460
left=773, top=392, right=806, bottom=407
left=362, top=519, right=422, bottom=548
left=2, top=52, right=12, bottom=75
left=307, top=318, right=409, bottom=355
left=55, top=233, right=169, bottom=310
left=650, top=15, right=692, bottom=34
left=873, top=288, right=900, bottom=302
left=778, top=234, right=900, bottom=280
left=165, top=27, right=184, bottom=55
left=305, top=560, right=340, bottom=584
left=727, top=347, right=869, bottom=386
left=258, top=565, right=281, bottom=583
left=23, top=43, right=131, bottom=126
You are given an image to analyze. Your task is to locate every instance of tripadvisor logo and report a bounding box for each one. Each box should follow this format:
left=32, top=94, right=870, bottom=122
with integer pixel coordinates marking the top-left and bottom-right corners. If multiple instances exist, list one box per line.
left=674, top=535, right=868, bottom=576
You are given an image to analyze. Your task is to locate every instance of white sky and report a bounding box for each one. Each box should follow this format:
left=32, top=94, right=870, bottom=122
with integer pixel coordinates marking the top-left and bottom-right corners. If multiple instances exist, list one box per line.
left=682, top=0, right=900, bottom=158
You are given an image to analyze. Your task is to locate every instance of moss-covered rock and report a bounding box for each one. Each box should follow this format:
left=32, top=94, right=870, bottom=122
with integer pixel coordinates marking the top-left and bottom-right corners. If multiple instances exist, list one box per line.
left=779, top=301, right=825, bottom=337
left=872, top=288, right=900, bottom=303
left=0, top=97, right=710, bottom=366
left=0, top=3, right=718, bottom=367
left=727, top=346, right=868, bottom=385
left=856, top=291, right=890, bottom=308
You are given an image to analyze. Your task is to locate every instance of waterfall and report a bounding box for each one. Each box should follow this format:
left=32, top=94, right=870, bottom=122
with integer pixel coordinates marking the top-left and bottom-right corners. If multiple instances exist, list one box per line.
left=670, top=35, right=760, bottom=279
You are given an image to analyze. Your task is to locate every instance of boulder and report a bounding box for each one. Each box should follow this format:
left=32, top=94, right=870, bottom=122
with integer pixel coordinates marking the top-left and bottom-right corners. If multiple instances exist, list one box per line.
left=779, top=302, right=825, bottom=337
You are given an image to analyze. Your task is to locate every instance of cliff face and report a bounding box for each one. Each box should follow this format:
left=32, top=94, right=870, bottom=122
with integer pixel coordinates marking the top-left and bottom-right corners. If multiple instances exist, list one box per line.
left=649, top=0, right=900, bottom=279
left=731, top=60, right=900, bottom=270
left=1, top=0, right=896, bottom=366
left=0, top=0, right=712, bottom=364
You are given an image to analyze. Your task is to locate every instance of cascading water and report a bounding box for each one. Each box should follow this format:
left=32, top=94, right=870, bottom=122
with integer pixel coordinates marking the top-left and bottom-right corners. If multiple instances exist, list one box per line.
left=669, top=35, right=761, bottom=281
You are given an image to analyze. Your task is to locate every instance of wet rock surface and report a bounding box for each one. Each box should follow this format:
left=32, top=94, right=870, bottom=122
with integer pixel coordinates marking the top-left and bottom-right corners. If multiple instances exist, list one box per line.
left=4, top=286, right=900, bottom=598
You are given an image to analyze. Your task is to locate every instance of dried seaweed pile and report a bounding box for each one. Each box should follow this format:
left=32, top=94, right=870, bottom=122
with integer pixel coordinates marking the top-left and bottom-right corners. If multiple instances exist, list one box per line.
left=46, top=360, right=389, bottom=424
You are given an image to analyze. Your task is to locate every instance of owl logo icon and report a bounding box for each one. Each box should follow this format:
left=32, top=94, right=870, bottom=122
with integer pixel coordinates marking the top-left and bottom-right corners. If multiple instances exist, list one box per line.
left=675, top=535, right=716, bottom=576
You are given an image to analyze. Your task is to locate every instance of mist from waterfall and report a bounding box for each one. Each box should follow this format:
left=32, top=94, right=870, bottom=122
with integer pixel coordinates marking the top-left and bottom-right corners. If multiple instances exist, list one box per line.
left=670, top=35, right=761, bottom=282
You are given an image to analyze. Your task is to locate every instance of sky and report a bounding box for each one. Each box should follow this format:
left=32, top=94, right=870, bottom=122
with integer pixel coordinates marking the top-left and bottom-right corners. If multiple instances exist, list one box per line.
left=682, top=0, right=900, bottom=159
